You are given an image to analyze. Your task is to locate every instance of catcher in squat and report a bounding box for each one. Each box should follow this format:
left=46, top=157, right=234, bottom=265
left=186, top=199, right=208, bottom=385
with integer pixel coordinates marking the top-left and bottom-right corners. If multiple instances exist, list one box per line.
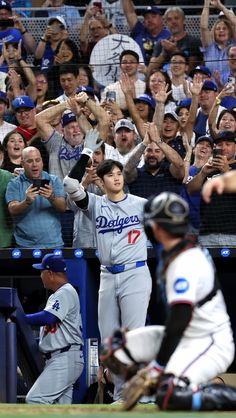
left=100, top=192, right=236, bottom=411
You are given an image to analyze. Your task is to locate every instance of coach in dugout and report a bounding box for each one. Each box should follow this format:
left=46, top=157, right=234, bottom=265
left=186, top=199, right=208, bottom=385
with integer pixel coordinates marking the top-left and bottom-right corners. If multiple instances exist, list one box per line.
left=25, top=253, right=84, bottom=404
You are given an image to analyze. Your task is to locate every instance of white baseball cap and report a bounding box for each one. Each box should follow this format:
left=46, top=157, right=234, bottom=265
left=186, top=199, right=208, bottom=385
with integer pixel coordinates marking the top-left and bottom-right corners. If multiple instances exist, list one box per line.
left=114, top=119, right=135, bottom=133
left=48, top=15, right=67, bottom=30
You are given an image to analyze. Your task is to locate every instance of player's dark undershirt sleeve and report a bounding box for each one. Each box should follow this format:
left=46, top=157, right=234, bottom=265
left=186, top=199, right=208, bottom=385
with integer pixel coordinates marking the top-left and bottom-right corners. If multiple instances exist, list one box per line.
left=68, top=154, right=90, bottom=182
left=156, top=303, right=193, bottom=367
left=68, top=153, right=90, bottom=209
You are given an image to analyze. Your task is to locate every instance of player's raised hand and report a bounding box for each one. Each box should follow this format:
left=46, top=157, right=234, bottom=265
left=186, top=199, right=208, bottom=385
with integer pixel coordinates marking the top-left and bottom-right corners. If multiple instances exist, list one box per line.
left=84, top=128, right=103, bottom=152
left=202, top=176, right=225, bottom=203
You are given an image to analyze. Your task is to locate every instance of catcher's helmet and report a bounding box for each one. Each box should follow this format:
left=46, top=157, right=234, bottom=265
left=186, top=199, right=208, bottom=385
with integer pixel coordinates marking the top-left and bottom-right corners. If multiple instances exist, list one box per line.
left=143, top=192, right=189, bottom=236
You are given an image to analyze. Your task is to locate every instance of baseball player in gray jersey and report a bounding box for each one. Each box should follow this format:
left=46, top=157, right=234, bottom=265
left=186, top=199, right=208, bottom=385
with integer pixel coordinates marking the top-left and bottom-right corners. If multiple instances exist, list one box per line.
left=100, top=192, right=236, bottom=411
left=63, top=129, right=152, bottom=401
left=25, top=254, right=84, bottom=404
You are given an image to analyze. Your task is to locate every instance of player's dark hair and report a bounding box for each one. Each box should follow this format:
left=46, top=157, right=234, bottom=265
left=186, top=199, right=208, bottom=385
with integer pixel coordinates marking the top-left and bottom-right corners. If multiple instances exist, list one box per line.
left=96, top=159, right=123, bottom=180
left=59, top=63, right=79, bottom=77
left=119, top=50, right=139, bottom=64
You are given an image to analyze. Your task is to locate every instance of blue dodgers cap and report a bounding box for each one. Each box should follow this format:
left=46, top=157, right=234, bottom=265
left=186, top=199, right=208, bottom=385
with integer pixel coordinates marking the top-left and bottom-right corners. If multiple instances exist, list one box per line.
left=214, top=130, right=236, bottom=143
left=0, top=90, right=8, bottom=104
left=62, top=111, right=77, bottom=127
left=134, top=94, right=156, bottom=110
left=202, top=80, right=218, bottom=92
left=76, top=85, right=95, bottom=96
left=13, top=95, right=35, bottom=110
left=32, top=253, right=67, bottom=272
left=143, top=6, right=162, bottom=15
left=190, top=65, right=212, bottom=78
left=0, top=1, right=11, bottom=11
left=195, top=135, right=214, bottom=148
left=176, top=98, right=192, bottom=114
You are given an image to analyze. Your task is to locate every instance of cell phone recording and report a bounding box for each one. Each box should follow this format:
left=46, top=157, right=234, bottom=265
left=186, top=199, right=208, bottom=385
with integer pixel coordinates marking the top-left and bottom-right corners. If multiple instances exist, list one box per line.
left=213, top=148, right=223, bottom=158
left=106, top=91, right=116, bottom=102
left=0, top=19, right=14, bottom=28
left=32, top=179, right=50, bottom=190
left=227, top=76, right=235, bottom=93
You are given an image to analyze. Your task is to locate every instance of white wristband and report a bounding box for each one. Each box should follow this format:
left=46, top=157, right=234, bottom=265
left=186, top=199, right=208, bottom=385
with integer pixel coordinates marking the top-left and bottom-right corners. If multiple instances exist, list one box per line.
left=63, top=176, right=86, bottom=201
left=82, top=148, right=93, bottom=157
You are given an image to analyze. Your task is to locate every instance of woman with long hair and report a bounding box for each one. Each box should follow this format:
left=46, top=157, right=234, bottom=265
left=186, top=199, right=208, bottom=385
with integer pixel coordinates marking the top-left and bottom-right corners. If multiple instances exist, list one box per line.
left=200, top=0, right=236, bottom=83
left=54, top=39, right=80, bottom=65
left=2, top=130, right=27, bottom=173
left=145, top=69, right=176, bottom=112
left=35, top=72, right=51, bottom=113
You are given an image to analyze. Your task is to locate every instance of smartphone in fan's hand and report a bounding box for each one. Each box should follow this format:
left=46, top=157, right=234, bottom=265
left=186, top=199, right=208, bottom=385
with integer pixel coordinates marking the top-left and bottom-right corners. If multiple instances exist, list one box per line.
left=106, top=91, right=116, bottom=102
left=213, top=148, right=223, bottom=158
left=32, top=179, right=50, bottom=190
left=226, top=76, right=235, bottom=93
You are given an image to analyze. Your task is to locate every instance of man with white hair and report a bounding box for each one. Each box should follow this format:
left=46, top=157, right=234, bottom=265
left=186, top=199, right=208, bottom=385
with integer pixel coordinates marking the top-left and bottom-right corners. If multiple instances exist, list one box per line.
left=148, top=6, right=202, bottom=74
left=36, top=101, right=85, bottom=180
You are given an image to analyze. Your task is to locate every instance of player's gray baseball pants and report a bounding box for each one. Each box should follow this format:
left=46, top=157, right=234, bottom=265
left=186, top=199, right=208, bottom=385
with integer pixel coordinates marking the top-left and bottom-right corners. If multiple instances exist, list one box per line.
left=98, top=263, right=152, bottom=400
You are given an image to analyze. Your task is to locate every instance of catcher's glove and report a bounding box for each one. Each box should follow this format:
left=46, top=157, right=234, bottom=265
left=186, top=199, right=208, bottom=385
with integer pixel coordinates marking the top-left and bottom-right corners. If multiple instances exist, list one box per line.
left=122, top=360, right=163, bottom=411
left=100, top=329, right=143, bottom=379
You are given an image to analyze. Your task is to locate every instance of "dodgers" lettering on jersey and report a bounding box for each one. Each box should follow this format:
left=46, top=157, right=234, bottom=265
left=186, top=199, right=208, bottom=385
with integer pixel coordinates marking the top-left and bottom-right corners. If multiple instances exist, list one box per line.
left=96, top=215, right=141, bottom=234
left=59, top=144, right=83, bottom=161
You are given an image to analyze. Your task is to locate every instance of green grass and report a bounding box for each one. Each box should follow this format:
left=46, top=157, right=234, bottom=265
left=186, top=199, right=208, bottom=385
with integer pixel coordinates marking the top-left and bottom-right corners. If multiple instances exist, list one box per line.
left=1, top=404, right=236, bottom=418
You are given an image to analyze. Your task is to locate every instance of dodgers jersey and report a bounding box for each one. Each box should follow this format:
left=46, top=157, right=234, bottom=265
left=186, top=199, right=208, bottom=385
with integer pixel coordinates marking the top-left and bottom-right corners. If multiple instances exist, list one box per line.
left=166, top=247, right=232, bottom=339
left=84, top=193, right=148, bottom=266
left=39, top=283, right=83, bottom=353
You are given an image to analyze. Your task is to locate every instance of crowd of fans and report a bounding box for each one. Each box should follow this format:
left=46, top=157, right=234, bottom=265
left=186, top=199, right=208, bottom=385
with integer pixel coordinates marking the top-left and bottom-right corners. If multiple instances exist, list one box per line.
left=0, top=0, right=236, bottom=249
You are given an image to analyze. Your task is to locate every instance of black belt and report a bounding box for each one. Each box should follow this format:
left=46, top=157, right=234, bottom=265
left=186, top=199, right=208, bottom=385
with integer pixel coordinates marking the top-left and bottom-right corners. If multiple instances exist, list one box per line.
left=43, top=343, right=82, bottom=360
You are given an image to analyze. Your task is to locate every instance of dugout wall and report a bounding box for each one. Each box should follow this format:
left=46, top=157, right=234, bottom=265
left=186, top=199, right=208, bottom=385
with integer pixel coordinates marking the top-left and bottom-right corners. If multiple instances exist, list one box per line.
left=0, top=248, right=236, bottom=403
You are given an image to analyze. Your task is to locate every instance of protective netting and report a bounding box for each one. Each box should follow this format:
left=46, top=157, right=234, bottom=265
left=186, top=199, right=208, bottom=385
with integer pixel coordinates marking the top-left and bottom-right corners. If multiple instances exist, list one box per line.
left=0, top=6, right=235, bottom=250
